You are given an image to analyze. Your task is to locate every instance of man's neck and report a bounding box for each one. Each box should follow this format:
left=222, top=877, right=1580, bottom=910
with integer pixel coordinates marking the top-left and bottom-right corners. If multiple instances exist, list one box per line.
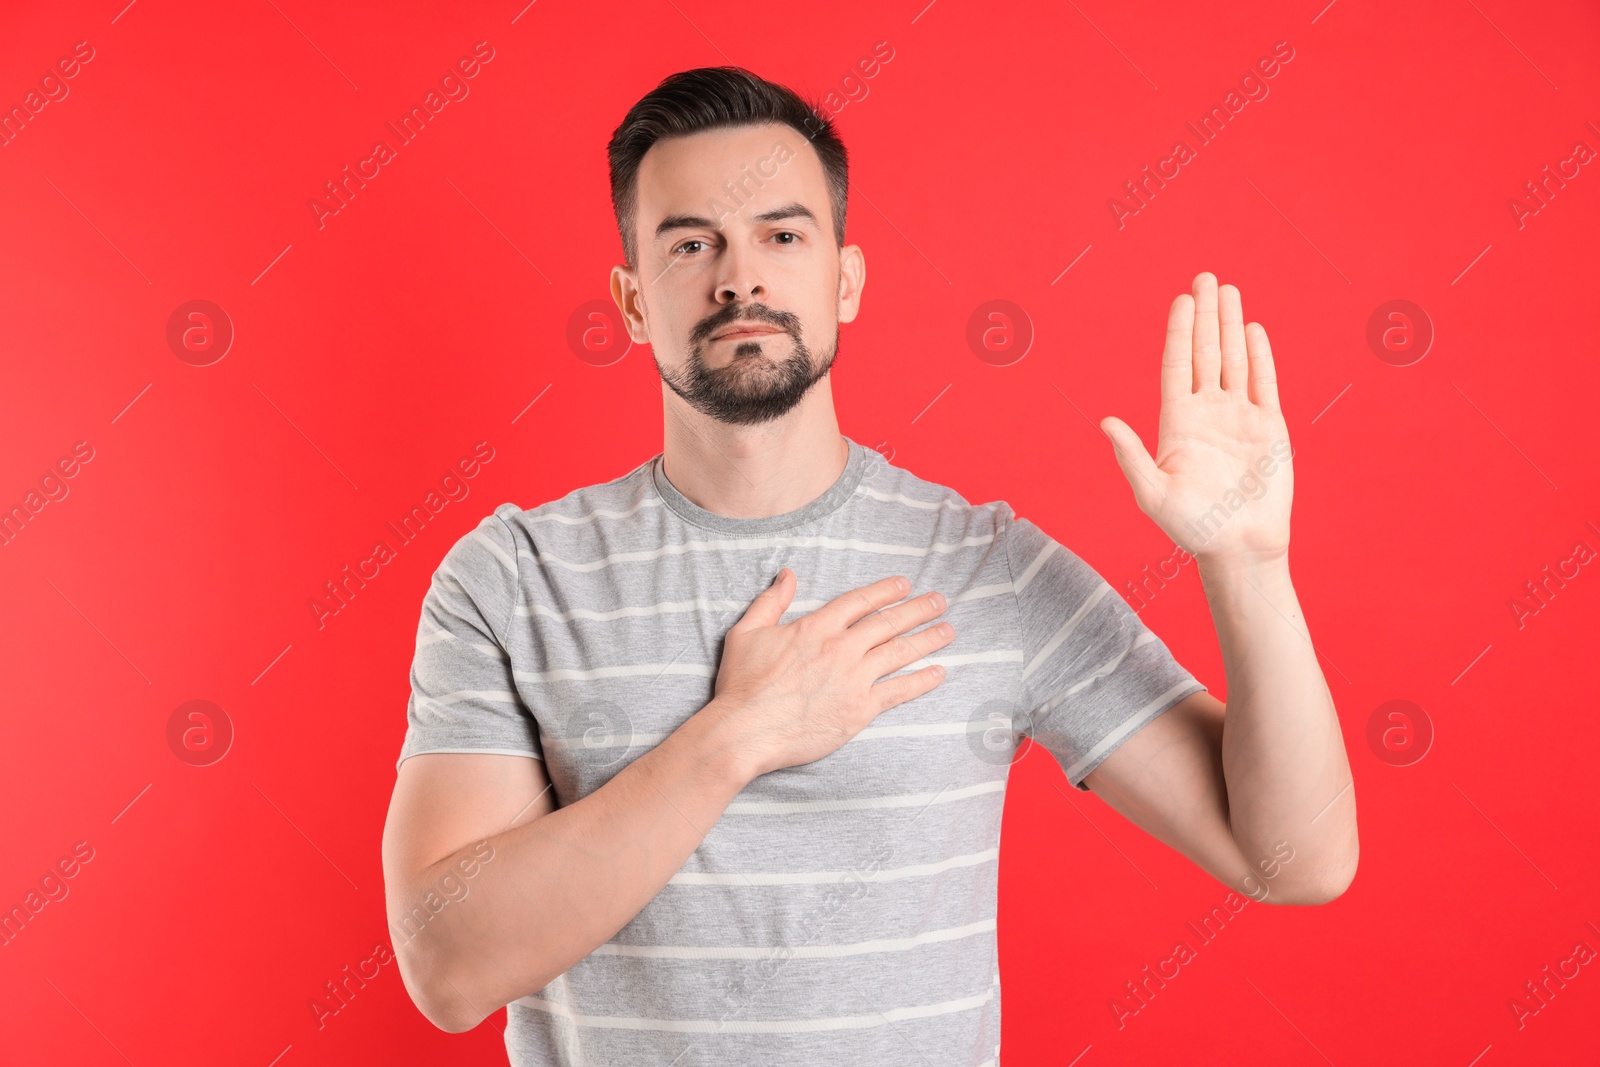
left=659, top=394, right=848, bottom=520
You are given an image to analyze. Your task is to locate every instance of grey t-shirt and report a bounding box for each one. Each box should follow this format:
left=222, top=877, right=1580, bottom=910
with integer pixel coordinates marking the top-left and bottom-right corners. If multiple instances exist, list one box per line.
left=397, top=435, right=1205, bottom=1065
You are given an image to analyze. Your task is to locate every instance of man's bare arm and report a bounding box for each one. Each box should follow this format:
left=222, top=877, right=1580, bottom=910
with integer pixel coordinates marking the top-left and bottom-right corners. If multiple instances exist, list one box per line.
left=1091, top=271, right=1357, bottom=904
left=1085, top=619, right=1356, bottom=907
left=381, top=708, right=753, bottom=1033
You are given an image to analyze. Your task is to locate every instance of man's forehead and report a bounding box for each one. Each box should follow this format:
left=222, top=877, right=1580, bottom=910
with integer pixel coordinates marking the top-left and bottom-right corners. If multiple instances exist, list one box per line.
left=638, top=124, right=824, bottom=228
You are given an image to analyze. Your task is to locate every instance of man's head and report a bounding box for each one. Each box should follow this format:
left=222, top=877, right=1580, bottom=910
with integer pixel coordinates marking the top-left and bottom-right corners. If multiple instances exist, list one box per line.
left=607, top=67, right=865, bottom=427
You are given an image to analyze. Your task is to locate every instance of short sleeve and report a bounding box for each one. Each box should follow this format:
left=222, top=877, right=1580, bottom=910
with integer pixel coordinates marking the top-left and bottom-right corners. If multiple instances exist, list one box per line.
left=395, top=505, right=544, bottom=772
left=1003, top=506, right=1206, bottom=791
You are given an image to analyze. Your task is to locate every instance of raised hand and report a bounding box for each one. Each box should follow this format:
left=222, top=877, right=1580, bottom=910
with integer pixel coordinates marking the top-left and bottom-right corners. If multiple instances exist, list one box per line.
left=1099, top=271, right=1293, bottom=567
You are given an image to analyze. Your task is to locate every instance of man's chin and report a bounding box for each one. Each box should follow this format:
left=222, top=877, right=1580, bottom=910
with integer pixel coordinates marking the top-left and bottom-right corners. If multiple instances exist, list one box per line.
left=715, top=359, right=788, bottom=387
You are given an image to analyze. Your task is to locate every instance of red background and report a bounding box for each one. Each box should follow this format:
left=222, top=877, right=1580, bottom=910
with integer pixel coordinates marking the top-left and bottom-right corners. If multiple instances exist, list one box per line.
left=2, top=0, right=1598, bottom=1063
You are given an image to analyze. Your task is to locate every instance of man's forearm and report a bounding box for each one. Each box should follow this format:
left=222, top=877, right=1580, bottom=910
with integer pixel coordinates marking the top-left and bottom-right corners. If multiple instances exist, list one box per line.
left=1197, top=553, right=1358, bottom=903
left=402, top=699, right=758, bottom=1031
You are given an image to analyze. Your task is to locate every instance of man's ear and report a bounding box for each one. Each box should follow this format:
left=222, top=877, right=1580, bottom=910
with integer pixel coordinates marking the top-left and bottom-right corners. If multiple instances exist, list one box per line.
left=610, top=265, right=651, bottom=343
left=837, top=243, right=865, bottom=325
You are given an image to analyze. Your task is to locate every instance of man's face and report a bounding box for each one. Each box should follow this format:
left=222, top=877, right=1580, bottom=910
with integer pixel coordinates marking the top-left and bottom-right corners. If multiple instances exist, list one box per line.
left=612, top=122, right=864, bottom=426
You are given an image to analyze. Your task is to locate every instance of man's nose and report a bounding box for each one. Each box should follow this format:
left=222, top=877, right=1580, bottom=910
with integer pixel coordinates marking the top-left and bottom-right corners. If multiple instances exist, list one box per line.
left=714, top=238, right=766, bottom=304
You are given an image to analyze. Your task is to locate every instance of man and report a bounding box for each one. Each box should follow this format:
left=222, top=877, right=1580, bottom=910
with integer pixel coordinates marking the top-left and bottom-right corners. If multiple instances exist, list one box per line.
left=381, top=66, right=1357, bottom=1065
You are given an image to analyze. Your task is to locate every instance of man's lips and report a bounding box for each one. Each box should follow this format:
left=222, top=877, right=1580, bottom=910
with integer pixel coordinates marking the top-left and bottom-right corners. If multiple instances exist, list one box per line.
left=711, top=325, right=785, bottom=341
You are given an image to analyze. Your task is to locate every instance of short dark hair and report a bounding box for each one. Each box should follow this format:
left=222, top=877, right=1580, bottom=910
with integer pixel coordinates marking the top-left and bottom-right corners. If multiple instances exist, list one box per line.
left=606, top=66, right=849, bottom=271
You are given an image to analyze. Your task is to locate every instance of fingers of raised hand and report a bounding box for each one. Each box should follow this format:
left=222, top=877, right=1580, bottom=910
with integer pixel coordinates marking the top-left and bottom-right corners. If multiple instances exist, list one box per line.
left=1160, top=292, right=1196, bottom=404
left=1218, top=283, right=1248, bottom=394
left=1245, top=321, right=1279, bottom=410
left=1191, top=271, right=1221, bottom=389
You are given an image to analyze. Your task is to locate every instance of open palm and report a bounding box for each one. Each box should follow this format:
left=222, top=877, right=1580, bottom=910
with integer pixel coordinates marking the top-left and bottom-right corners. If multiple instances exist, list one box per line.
left=1100, top=272, right=1293, bottom=566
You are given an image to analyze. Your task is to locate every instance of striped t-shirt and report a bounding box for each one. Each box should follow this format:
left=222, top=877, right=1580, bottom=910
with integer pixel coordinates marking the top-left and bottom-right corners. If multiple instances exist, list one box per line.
left=397, top=434, right=1205, bottom=1066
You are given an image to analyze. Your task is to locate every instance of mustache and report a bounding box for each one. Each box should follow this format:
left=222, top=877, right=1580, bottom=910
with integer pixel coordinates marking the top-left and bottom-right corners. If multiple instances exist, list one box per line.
left=693, top=305, right=800, bottom=344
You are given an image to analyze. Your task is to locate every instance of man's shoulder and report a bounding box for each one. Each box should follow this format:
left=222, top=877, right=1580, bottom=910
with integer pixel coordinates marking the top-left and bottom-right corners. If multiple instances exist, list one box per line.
left=486, top=454, right=661, bottom=535
left=858, top=448, right=1018, bottom=536
left=432, top=458, right=659, bottom=589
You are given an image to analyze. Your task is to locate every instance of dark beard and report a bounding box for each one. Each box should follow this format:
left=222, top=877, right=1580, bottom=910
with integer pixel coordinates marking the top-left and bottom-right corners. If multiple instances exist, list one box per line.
left=657, top=322, right=839, bottom=426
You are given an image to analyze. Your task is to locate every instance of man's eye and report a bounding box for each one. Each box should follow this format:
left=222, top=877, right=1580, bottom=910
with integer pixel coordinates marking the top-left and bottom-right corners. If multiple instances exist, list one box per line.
left=773, top=232, right=800, bottom=244
left=675, top=239, right=706, bottom=255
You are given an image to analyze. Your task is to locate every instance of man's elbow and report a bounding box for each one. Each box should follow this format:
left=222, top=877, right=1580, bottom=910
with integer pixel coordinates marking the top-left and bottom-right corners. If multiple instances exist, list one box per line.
left=395, top=946, right=487, bottom=1033
left=419, top=992, right=485, bottom=1035
left=1269, top=854, right=1358, bottom=906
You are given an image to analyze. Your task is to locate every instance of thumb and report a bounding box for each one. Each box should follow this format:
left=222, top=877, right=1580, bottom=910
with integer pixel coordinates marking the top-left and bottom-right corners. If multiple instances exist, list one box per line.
left=732, top=567, right=795, bottom=631
left=1099, top=416, right=1165, bottom=512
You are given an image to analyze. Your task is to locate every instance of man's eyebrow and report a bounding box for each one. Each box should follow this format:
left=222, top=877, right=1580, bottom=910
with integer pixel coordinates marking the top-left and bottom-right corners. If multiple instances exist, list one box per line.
left=653, top=202, right=820, bottom=241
